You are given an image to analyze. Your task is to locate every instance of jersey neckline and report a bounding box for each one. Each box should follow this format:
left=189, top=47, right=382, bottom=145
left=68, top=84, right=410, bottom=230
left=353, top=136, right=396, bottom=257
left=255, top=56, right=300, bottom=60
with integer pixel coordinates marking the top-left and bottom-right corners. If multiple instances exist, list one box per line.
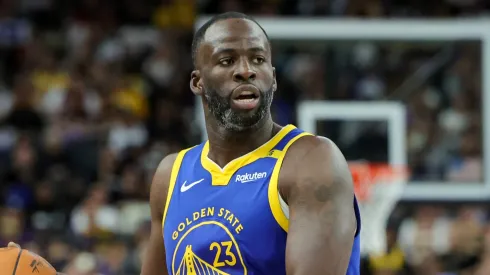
left=201, top=124, right=296, bottom=186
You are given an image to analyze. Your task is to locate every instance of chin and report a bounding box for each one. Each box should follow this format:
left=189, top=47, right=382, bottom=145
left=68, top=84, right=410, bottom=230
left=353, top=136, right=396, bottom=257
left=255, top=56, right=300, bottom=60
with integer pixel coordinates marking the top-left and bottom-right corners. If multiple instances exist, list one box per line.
left=224, top=114, right=268, bottom=132
left=230, top=106, right=260, bottom=115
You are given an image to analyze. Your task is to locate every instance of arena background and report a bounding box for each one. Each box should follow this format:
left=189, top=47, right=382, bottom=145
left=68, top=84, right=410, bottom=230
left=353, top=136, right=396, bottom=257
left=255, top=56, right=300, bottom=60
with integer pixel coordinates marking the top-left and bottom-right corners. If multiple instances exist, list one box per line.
left=0, top=1, right=487, bottom=274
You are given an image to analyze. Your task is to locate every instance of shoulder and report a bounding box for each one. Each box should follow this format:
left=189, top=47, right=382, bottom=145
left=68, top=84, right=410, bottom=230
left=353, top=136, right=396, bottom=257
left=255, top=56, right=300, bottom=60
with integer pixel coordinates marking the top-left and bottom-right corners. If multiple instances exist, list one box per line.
left=287, top=135, right=337, bottom=158
left=149, top=153, right=180, bottom=216
left=151, top=145, right=200, bottom=206
left=155, top=152, right=180, bottom=181
left=282, top=134, right=345, bottom=173
left=278, top=135, right=353, bottom=202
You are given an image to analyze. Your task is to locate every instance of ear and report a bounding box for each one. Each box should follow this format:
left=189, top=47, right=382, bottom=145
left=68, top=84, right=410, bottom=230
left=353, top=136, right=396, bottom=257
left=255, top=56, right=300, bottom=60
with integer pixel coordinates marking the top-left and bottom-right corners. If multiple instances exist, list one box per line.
left=272, top=67, right=277, bottom=92
left=190, top=70, right=203, bottom=96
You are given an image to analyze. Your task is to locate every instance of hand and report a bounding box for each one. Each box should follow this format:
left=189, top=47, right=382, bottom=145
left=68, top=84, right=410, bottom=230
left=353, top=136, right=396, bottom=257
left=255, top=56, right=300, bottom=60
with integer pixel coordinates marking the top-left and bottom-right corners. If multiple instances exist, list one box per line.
left=8, top=242, right=20, bottom=249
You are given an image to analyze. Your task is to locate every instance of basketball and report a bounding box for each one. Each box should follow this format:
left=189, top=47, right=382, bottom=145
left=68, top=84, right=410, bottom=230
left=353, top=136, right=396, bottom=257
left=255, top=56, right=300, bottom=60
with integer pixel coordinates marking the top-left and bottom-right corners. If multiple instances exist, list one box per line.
left=0, top=246, right=57, bottom=275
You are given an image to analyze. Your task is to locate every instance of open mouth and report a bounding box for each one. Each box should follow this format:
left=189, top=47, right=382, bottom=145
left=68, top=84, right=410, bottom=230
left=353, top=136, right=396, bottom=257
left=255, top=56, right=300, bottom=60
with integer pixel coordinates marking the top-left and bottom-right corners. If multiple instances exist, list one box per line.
left=234, top=91, right=258, bottom=102
left=232, top=90, right=260, bottom=110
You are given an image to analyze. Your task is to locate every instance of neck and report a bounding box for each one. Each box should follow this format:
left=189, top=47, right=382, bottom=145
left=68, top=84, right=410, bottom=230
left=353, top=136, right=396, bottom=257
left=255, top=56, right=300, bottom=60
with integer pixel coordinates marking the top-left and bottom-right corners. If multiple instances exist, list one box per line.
left=205, top=116, right=279, bottom=168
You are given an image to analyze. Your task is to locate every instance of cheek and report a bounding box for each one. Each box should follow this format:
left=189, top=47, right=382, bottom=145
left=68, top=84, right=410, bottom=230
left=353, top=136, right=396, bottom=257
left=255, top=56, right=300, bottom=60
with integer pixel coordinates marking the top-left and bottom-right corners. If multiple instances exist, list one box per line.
left=259, top=66, right=275, bottom=85
left=203, top=75, right=230, bottom=96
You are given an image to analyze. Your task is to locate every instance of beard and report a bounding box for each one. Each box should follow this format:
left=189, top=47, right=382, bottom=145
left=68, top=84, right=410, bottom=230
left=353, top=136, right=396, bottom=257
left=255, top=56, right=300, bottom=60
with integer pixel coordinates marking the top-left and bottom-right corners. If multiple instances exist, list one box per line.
left=203, top=85, right=274, bottom=132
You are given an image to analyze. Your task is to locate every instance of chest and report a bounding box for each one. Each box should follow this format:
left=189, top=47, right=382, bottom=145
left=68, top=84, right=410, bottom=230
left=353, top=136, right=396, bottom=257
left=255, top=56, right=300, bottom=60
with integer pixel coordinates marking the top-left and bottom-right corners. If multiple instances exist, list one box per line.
left=163, top=159, right=287, bottom=274
left=165, top=165, right=277, bottom=243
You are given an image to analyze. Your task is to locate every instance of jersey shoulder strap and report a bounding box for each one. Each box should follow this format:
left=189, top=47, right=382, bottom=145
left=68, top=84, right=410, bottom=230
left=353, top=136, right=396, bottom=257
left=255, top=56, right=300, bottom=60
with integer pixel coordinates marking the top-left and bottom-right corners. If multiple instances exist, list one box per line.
left=162, top=145, right=199, bottom=230
left=268, top=126, right=314, bottom=232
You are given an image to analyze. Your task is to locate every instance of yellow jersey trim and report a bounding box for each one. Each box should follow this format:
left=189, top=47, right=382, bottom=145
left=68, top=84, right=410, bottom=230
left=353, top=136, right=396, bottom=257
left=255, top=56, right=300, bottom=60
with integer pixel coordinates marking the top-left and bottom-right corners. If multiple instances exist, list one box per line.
left=201, top=124, right=296, bottom=186
left=162, top=147, right=193, bottom=230
left=268, top=132, right=312, bottom=232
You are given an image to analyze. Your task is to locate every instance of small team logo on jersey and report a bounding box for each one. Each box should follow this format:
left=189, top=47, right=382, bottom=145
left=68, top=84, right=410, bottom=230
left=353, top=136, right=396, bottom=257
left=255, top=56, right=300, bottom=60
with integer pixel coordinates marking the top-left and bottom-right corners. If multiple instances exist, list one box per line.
left=235, top=172, right=267, bottom=183
left=267, top=149, right=281, bottom=158
left=171, top=208, right=248, bottom=274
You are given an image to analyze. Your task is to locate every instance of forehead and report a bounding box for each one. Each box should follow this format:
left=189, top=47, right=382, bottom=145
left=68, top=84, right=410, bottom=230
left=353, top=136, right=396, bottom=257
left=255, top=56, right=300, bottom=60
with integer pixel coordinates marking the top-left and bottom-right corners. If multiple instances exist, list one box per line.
left=202, top=18, right=269, bottom=52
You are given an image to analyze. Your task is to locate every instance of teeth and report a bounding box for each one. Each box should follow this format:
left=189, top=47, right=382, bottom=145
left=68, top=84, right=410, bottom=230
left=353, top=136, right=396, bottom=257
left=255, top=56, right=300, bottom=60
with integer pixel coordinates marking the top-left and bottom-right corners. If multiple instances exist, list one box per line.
left=236, top=98, right=255, bottom=102
left=239, top=91, right=254, bottom=96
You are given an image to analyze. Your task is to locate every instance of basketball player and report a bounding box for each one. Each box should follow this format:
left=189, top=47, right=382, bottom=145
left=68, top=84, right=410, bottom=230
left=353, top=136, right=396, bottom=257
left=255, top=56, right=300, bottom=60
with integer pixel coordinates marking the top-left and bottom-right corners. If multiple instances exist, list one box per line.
left=8, top=12, right=361, bottom=275
left=141, top=12, right=361, bottom=275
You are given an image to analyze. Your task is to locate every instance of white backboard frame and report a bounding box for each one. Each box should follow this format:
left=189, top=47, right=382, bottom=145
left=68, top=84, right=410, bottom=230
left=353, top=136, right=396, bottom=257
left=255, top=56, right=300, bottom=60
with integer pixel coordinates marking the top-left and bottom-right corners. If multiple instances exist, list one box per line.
left=297, top=101, right=490, bottom=201
left=297, top=101, right=407, bottom=168
left=194, top=17, right=490, bottom=201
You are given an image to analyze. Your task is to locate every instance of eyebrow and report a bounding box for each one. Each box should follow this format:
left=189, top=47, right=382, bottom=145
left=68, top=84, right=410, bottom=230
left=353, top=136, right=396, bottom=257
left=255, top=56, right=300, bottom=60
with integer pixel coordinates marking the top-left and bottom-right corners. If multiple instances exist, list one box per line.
left=213, top=46, right=267, bottom=56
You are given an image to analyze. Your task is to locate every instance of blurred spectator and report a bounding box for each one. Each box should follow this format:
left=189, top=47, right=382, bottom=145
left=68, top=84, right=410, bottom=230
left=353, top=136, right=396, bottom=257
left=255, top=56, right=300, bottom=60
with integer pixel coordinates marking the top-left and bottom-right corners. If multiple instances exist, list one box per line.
left=0, top=208, right=27, bottom=245
left=70, top=185, right=120, bottom=239
left=362, top=222, right=413, bottom=275
left=95, top=241, right=128, bottom=275
left=446, top=129, right=482, bottom=182
left=63, top=252, right=98, bottom=275
left=46, top=239, right=73, bottom=271
left=153, top=0, right=195, bottom=30
left=398, top=206, right=451, bottom=265
left=29, top=181, right=67, bottom=233
left=2, top=76, right=44, bottom=134
left=115, top=164, right=151, bottom=235
left=0, top=1, right=487, bottom=274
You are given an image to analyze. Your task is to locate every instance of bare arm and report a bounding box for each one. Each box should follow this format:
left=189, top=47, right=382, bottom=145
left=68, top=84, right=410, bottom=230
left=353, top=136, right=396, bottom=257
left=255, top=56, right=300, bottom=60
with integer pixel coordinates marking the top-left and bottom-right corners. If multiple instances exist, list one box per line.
left=283, top=137, right=357, bottom=275
left=140, top=153, right=178, bottom=275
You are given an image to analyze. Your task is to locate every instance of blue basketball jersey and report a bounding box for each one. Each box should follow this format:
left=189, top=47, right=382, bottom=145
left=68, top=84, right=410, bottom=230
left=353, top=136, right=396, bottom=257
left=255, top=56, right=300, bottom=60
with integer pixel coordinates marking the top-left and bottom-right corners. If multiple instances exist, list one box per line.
left=162, top=125, right=361, bottom=275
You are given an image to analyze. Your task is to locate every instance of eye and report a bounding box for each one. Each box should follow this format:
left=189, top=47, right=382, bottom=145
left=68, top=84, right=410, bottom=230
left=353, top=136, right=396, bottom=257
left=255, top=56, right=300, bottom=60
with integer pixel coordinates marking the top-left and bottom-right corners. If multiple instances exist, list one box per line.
left=253, top=56, right=265, bottom=64
left=219, top=58, right=234, bottom=66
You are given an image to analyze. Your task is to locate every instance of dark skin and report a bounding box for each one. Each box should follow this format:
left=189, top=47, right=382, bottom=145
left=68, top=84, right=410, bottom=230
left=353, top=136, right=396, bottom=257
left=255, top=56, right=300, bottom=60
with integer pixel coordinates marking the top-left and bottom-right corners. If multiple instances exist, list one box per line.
left=146, top=18, right=356, bottom=275
left=281, top=135, right=357, bottom=274
left=191, top=18, right=279, bottom=165
left=140, top=153, right=176, bottom=275
left=12, top=18, right=357, bottom=275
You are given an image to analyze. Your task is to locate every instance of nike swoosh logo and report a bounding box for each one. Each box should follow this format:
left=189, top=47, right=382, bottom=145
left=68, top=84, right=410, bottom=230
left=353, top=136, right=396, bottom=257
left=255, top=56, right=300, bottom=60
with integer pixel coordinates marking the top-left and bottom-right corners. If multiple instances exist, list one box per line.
left=180, top=178, right=205, bottom=192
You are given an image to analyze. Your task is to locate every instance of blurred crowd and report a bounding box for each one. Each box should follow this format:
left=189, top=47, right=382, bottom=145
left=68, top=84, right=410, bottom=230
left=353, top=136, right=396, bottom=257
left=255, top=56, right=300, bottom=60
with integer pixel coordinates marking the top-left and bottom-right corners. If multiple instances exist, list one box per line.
left=0, top=0, right=487, bottom=274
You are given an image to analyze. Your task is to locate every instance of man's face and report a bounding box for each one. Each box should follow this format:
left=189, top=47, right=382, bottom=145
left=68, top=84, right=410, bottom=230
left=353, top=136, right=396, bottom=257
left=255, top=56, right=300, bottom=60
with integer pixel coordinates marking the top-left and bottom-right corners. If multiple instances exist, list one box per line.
left=193, top=18, right=276, bottom=132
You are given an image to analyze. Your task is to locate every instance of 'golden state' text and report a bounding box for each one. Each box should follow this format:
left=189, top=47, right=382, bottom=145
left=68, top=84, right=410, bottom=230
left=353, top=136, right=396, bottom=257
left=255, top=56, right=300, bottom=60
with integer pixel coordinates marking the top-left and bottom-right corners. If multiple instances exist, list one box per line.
left=172, top=207, right=244, bottom=240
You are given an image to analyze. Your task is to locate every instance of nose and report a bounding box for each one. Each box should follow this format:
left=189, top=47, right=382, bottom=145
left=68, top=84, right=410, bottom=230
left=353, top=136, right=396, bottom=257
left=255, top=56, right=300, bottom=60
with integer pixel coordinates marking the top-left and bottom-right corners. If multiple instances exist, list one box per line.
left=233, top=59, right=256, bottom=82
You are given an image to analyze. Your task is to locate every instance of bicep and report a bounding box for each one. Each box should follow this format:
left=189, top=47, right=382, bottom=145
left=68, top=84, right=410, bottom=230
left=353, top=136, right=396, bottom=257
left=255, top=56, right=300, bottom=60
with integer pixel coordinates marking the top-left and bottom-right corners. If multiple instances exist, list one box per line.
left=285, top=139, right=357, bottom=275
left=141, top=219, right=168, bottom=275
left=141, top=155, right=177, bottom=275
